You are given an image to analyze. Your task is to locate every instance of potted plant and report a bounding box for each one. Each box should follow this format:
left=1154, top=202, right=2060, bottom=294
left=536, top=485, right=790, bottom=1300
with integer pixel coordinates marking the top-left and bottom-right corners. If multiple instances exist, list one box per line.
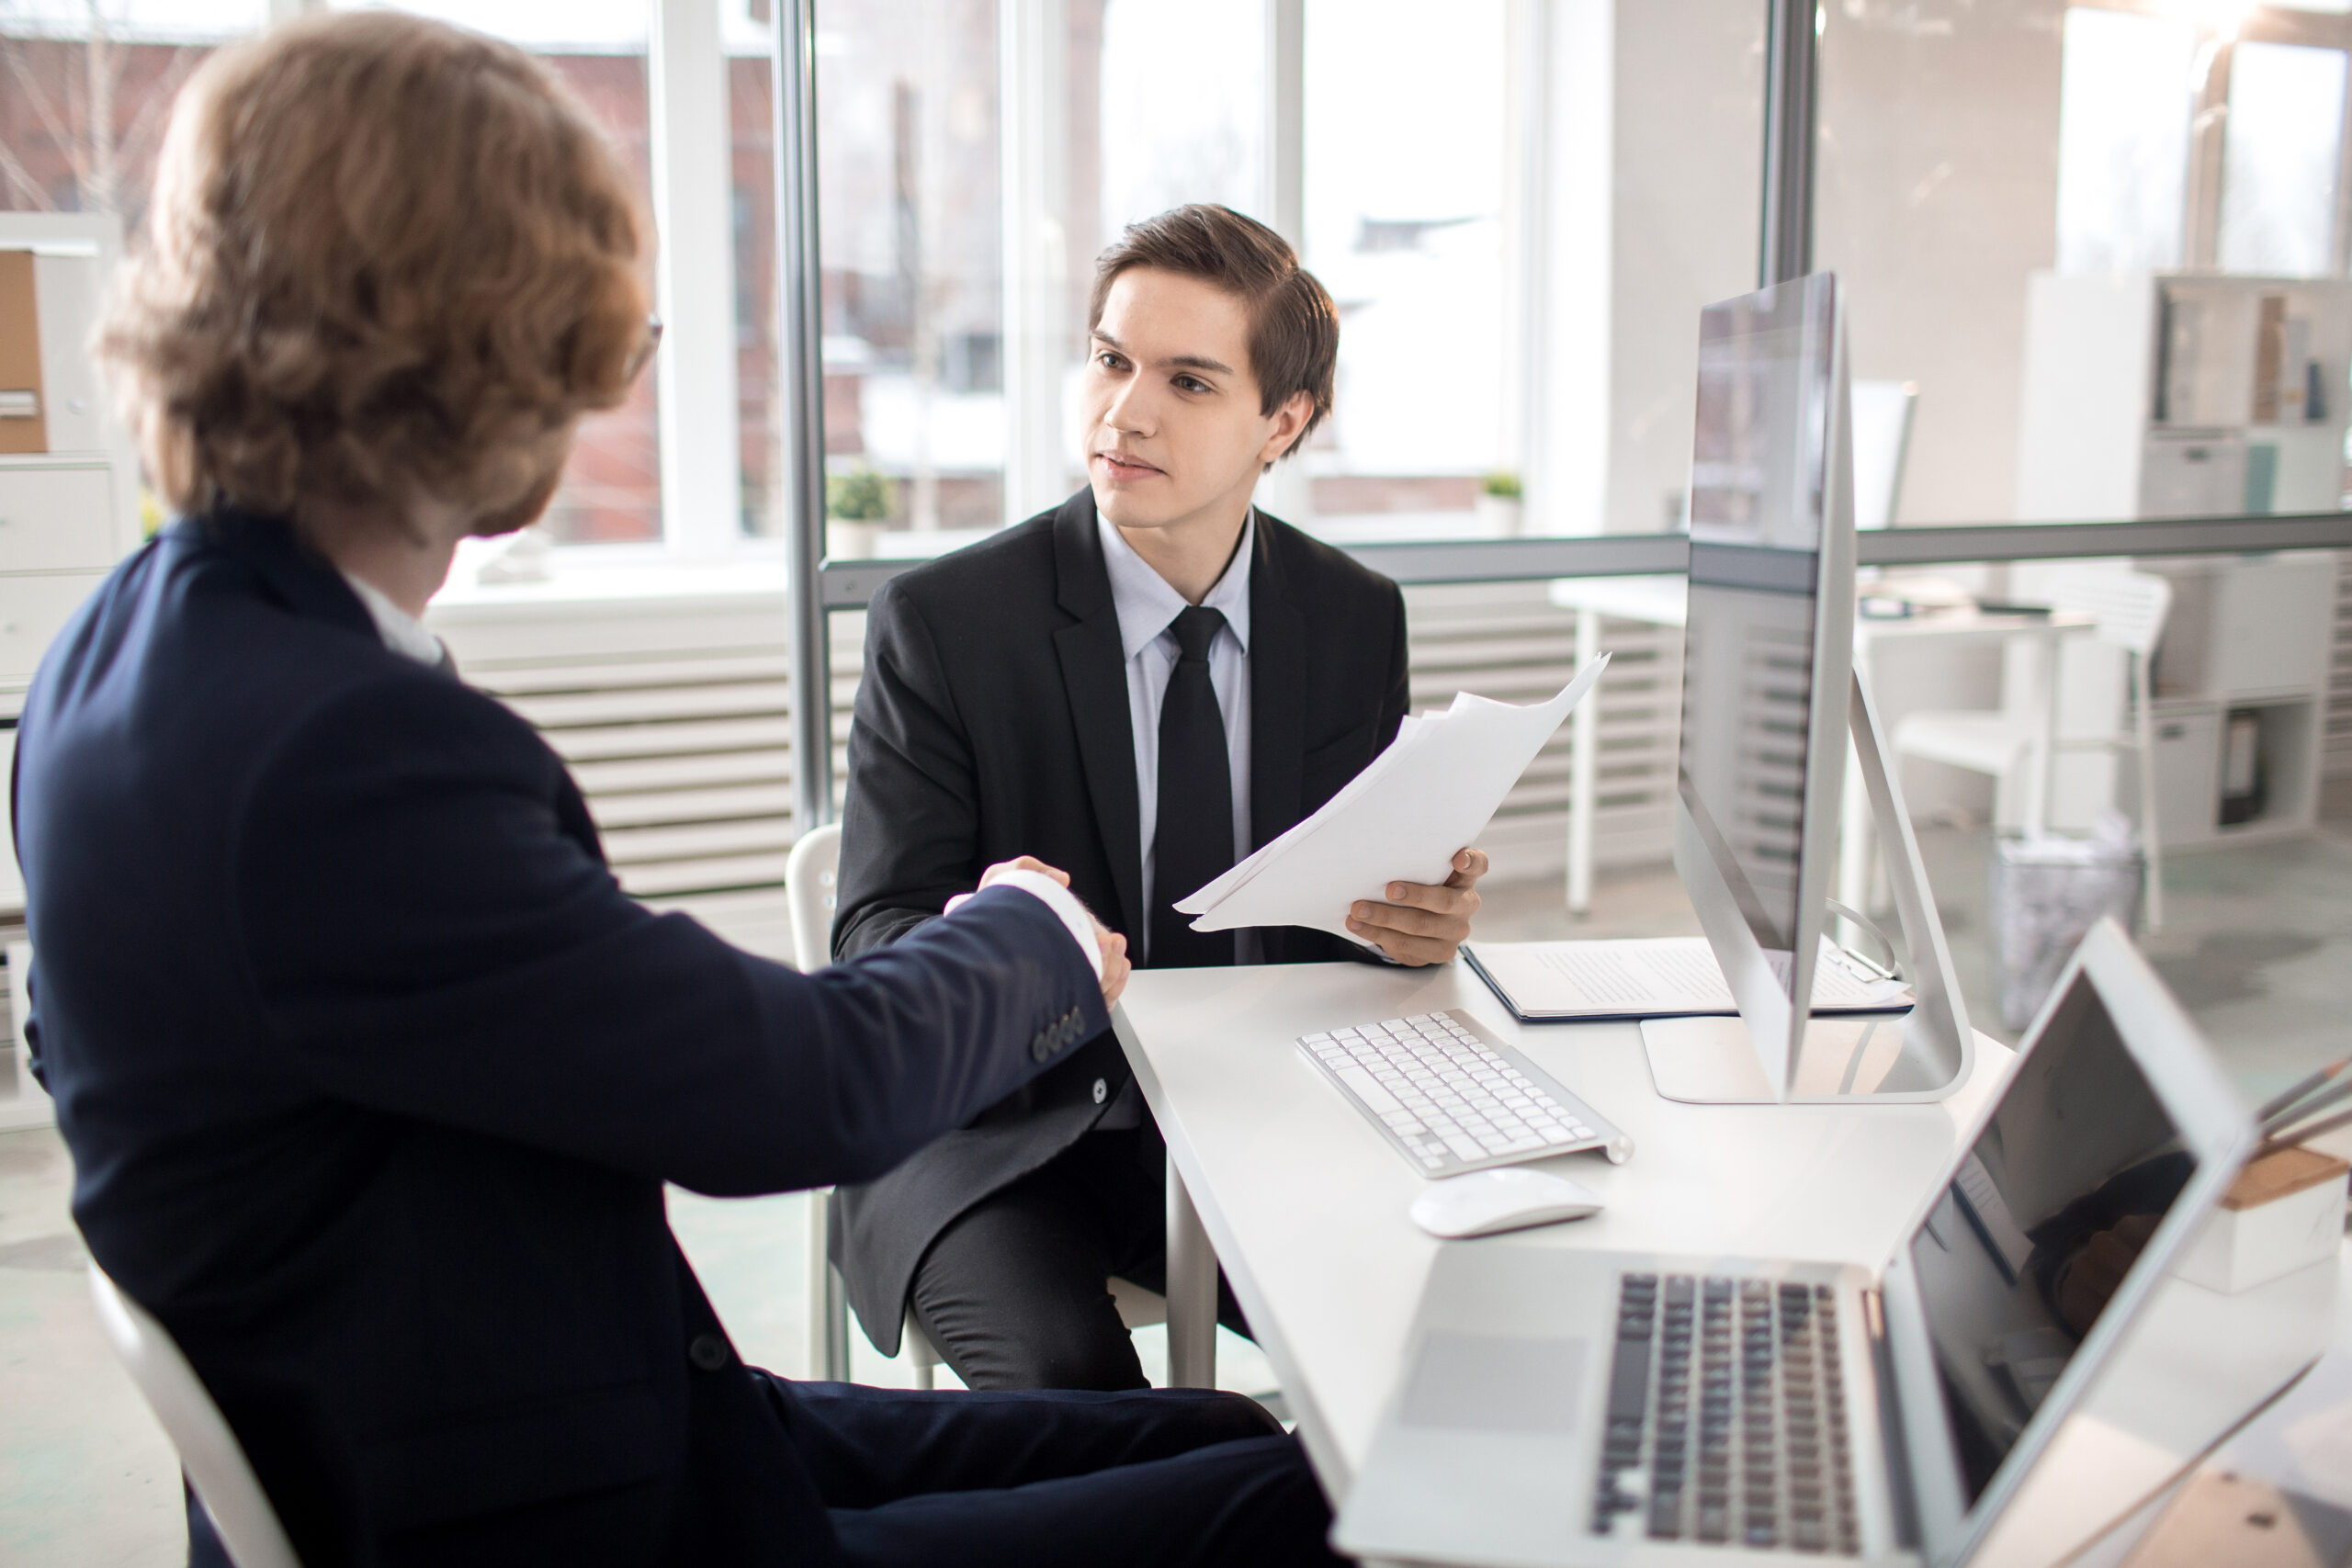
left=1476, top=470, right=1523, bottom=536
left=826, top=467, right=894, bottom=558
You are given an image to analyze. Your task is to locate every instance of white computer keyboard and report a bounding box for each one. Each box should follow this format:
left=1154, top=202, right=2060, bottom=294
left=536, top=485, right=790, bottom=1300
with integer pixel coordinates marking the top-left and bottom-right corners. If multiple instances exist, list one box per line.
left=1298, top=1009, right=1633, bottom=1177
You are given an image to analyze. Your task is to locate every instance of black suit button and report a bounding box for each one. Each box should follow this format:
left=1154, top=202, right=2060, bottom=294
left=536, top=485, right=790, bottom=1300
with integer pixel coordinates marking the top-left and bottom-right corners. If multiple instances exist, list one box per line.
left=1031, top=1032, right=1051, bottom=1062
left=688, top=1333, right=730, bottom=1371
left=1092, top=1077, right=1108, bottom=1104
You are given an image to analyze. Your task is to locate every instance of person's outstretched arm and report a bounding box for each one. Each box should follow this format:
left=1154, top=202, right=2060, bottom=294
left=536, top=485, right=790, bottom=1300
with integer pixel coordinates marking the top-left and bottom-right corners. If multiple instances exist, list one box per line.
left=232, top=672, right=1111, bottom=1198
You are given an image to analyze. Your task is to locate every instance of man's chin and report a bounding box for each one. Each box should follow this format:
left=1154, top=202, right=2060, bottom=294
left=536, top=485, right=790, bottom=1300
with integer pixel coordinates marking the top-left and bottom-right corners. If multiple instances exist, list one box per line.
left=1088, top=478, right=1179, bottom=530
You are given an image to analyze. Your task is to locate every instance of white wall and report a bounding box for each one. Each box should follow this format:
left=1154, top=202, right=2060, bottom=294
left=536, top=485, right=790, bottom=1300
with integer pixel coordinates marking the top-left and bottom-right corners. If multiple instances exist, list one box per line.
left=1600, top=0, right=1764, bottom=536
left=1815, top=0, right=2065, bottom=525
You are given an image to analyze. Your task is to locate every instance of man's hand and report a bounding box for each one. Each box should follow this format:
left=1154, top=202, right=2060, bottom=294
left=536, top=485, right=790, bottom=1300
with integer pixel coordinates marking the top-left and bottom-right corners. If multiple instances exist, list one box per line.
left=978, top=855, right=1070, bottom=891
left=1093, top=927, right=1130, bottom=1005
left=977, top=856, right=1128, bottom=1004
left=1346, top=848, right=1487, bottom=966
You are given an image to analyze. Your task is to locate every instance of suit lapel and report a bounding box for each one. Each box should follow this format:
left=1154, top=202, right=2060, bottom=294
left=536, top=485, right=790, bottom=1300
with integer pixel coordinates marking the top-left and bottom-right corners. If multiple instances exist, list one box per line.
left=1249, top=514, right=1306, bottom=853
left=1049, top=492, right=1147, bottom=940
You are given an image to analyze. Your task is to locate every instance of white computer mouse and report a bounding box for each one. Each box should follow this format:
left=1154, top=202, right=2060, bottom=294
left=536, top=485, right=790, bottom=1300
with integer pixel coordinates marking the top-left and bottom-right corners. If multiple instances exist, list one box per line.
left=1408, top=1167, right=1603, bottom=1239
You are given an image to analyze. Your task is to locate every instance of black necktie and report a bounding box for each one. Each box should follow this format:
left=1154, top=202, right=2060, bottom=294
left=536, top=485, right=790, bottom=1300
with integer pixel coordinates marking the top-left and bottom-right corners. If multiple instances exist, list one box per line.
left=1150, top=605, right=1237, bottom=968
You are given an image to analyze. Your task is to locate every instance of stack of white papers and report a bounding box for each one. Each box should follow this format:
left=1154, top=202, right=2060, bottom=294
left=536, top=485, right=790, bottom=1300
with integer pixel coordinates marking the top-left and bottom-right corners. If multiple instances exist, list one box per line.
left=1174, top=655, right=1610, bottom=947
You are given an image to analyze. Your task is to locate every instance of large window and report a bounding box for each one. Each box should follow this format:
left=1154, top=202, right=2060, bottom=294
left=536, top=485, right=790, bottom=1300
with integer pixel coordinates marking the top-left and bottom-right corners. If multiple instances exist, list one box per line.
left=1300, top=0, right=1508, bottom=530
left=2219, top=39, right=2349, bottom=276
left=813, top=0, right=1767, bottom=552
left=0, top=2, right=265, bottom=227
left=2053, top=6, right=2194, bottom=276
left=812, top=0, right=1003, bottom=543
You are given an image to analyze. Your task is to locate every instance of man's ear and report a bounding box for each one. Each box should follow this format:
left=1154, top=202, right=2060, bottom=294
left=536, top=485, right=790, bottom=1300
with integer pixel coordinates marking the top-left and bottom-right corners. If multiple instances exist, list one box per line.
left=1257, top=389, right=1315, bottom=468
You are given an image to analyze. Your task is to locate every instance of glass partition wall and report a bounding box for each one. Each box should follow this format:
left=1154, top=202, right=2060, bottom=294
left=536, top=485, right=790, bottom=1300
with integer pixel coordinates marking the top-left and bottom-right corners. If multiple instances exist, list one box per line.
left=786, top=0, right=2352, bottom=871
left=7, top=0, right=2347, bottom=913
left=796, top=0, right=1770, bottom=555
left=1815, top=0, right=2352, bottom=531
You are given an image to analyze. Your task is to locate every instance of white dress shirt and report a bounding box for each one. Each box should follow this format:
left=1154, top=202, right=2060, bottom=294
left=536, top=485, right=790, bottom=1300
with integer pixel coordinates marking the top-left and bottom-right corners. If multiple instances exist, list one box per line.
left=338, top=570, right=447, bottom=667
left=1096, top=511, right=1258, bottom=965
left=336, top=568, right=1104, bottom=982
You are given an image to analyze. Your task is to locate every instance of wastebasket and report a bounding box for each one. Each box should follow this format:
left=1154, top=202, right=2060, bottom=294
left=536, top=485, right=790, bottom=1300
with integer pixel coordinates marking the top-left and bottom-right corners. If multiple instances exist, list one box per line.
left=1988, top=829, right=2143, bottom=1032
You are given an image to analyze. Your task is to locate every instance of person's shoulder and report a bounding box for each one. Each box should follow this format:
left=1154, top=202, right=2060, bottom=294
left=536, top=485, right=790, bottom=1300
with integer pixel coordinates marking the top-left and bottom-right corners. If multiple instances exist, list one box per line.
left=1256, top=511, right=1401, bottom=610
left=877, top=513, right=1058, bottom=607
left=143, top=523, right=537, bottom=756
left=867, top=511, right=1066, bottom=647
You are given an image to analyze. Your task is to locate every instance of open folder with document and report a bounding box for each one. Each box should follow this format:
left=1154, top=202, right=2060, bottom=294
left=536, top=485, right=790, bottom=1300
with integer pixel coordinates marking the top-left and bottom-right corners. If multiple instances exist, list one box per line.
left=1175, top=655, right=1610, bottom=945
left=1463, top=935, right=1912, bottom=1021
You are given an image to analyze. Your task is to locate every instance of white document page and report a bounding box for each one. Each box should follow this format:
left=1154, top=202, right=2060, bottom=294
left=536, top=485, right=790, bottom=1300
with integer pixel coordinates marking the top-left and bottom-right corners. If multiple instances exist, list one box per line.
left=1462, top=935, right=1912, bottom=1021
left=1174, top=655, right=1611, bottom=944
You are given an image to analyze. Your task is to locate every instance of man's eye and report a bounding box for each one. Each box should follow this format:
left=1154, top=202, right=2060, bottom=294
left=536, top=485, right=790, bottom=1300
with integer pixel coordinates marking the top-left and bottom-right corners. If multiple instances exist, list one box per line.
left=1174, top=376, right=1208, bottom=393
left=1097, top=351, right=1125, bottom=370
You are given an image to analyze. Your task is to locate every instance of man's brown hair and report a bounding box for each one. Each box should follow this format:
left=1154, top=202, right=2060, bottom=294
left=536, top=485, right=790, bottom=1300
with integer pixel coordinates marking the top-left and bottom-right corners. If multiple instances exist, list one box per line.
left=1089, top=204, right=1337, bottom=460
left=98, top=11, right=650, bottom=528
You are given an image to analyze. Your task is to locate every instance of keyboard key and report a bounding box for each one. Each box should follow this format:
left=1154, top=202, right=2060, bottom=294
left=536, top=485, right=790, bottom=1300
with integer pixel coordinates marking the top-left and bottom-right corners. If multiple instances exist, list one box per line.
left=1334, top=1065, right=1403, bottom=1116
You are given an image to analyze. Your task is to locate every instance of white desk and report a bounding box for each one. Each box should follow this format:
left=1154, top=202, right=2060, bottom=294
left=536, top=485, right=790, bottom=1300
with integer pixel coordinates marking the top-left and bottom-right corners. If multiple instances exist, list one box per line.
left=1118, top=959, right=2346, bottom=1567
left=1114, top=958, right=2011, bottom=1491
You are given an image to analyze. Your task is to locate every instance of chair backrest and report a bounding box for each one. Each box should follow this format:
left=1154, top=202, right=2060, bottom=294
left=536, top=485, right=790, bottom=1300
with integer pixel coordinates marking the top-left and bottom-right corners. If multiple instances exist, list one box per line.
left=1849, top=378, right=1918, bottom=530
left=2049, top=568, right=2172, bottom=660
left=786, top=821, right=843, bottom=974
left=87, top=1265, right=303, bottom=1568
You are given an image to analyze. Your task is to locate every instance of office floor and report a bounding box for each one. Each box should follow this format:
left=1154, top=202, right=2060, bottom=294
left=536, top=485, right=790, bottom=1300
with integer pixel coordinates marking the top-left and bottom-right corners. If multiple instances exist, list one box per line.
left=7, top=799, right=2352, bottom=1564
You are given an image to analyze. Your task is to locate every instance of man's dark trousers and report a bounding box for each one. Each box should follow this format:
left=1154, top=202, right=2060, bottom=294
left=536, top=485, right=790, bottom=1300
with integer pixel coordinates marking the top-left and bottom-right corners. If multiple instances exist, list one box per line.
left=189, top=1375, right=1337, bottom=1568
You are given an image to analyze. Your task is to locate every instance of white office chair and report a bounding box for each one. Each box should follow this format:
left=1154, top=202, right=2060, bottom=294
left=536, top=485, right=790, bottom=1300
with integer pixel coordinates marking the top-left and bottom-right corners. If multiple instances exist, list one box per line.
left=87, top=1264, right=303, bottom=1568
left=1849, top=378, right=1917, bottom=531
left=1891, top=568, right=2172, bottom=929
left=785, top=821, right=1167, bottom=1388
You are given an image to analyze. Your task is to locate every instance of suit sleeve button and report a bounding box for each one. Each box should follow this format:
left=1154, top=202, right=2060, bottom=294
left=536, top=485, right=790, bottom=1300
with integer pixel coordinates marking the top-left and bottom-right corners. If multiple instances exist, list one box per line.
left=1092, top=1077, right=1107, bottom=1104
left=688, top=1333, right=730, bottom=1371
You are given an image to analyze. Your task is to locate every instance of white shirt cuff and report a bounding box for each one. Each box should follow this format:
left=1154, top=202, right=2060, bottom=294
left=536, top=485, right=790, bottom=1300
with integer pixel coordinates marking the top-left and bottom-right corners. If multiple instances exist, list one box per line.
left=944, top=872, right=1103, bottom=981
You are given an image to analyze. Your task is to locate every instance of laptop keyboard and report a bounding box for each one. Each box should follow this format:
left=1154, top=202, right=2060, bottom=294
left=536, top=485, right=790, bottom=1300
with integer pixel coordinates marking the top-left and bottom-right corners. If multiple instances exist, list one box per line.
left=1297, top=1010, right=1629, bottom=1176
left=1593, top=1273, right=1860, bottom=1555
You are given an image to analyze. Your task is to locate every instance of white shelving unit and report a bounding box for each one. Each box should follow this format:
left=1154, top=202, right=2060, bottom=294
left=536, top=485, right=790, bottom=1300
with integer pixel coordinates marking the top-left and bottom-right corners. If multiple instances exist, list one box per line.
left=2017, top=270, right=2352, bottom=524
left=0, top=211, right=140, bottom=1130
left=2137, top=552, right=2335, bottom=849
left=2015, top=269, right=2347, bottom=851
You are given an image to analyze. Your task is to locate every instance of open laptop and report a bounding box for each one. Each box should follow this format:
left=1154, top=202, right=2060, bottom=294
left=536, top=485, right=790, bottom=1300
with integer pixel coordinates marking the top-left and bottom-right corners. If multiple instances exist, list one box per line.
left=1333, top=919, right=2256, bottom=1566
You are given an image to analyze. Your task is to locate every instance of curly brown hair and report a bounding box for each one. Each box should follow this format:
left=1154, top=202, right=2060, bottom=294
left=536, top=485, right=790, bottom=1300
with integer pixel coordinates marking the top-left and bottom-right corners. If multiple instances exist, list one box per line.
left=98, top=11, right=650, bottom=532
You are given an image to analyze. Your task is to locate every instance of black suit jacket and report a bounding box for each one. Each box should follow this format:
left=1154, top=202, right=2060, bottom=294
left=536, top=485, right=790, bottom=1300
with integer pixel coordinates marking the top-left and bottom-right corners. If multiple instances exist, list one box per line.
left=831, top=490, right=1408, bottom=1350
left=15, top=513, right=1107, bottom=1566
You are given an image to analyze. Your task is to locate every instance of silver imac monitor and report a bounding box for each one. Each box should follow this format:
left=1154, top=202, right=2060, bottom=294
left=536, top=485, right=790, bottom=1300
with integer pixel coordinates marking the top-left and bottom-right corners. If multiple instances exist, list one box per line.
left=1646, top=273, right=1973, bottom=1105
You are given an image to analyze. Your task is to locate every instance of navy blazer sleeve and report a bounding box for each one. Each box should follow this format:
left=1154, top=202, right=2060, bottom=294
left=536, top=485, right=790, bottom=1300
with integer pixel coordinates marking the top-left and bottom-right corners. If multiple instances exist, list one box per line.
left=231, top=672, right=1105, bottom=1197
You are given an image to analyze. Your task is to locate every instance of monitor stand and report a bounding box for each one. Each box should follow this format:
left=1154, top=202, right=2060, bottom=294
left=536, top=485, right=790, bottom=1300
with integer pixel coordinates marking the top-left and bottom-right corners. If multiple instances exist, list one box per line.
left=1642, top=671, right=1975, bottom=1105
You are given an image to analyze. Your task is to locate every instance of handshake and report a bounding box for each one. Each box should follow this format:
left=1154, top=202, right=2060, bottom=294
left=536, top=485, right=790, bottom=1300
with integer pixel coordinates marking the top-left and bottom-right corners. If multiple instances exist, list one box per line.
left=956, top=848, right=1493, bottom=1006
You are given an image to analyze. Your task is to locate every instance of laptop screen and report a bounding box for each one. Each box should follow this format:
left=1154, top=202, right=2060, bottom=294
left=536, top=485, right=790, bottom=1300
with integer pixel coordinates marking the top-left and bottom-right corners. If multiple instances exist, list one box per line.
left=1905, top=971, right=2194, bottom=1503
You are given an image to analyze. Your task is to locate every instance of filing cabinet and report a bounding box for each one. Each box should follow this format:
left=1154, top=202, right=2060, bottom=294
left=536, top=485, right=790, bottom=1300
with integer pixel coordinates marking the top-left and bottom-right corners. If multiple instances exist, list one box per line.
left=0, top=215, right=134, bottom=1130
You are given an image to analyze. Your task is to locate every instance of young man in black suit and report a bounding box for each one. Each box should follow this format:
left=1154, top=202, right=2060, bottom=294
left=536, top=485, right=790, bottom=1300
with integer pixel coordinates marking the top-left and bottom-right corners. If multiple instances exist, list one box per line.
left=833, top=204, right=1490, bottom=1391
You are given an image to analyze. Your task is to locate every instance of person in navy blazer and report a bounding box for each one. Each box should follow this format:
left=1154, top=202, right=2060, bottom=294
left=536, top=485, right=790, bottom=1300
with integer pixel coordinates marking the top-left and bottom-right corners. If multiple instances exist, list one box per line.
left=16, top=16, right=1342, bottom=1566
